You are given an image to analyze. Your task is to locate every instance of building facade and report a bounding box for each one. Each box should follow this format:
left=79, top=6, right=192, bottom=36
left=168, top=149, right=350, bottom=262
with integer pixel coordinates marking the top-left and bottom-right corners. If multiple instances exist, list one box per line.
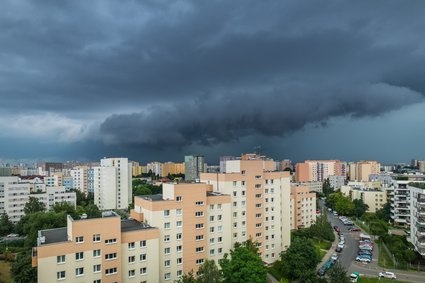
left=341, top=184, right=387, bottom=213
left=290, top=185, right=316, bottom=229
left=409, top=183, right=425, bottom=257
left=348, top=161, right=381, bottom=182
left=295, top=160, right=346, bottom=183
left=185, top=155, right=205, bottom=181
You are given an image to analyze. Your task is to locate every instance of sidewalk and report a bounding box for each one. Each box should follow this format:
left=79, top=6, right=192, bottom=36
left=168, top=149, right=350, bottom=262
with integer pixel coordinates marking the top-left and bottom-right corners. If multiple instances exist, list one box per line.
left=316, top=229, right=339, bottom=270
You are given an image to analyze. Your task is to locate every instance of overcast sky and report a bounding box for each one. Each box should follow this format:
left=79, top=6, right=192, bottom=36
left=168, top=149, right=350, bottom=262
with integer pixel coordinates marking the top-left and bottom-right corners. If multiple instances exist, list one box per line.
left=1, top=0, right=425, bottom=164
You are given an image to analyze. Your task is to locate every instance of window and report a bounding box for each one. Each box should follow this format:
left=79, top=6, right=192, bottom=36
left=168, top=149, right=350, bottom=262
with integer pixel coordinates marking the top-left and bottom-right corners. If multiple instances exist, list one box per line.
left=140, top=240, right=147, bottom=247
left=218, top=215, right=222, bottom=221
left=177, top=270, right=183, bottom=277
left=93, top=264, right=101, bottom=273
left=57, top=255, right=65, bottom=264
left=255, top=175, right=261, bottom=179
left=218, top=236, right=222, bottom=243
left=93, top=249, right=101, bottom=257
left=218, top=247, right=223, bottom=254
left=105, top=253, right=117, bottom=260
left=255, top=194, right=262, bottom=198
left=93, top=234, right=101, bottom=242
left=176, top=221, right=182, bottom=227
left=128, top=242, right=135, bottom=249
left=176, top=209, right=182, bottom=216
left=165, top=272, right=171, bottom=280
left=177, top=245, right=182, bottom=253
left=233, top=212, right=237, bottom=217
left=128, top=269, right=135, bottom=277
left=57, top=271, right=66, bottom=280
left=196, top=247, right=204, bottom=253
left=94, top=280, right=101, bottom=283
left=128, top=256, right=135, bottom=263
left=140, top=267, right=147, bottom=275
left=76, top=236, right=84, bottom=243
left=176, top=196, right=182, bottom=202
left=195, top=211, right=204, bottom=217
left=218, top=226, right=222, bottom=232
left=233, top=181, right=237, bottom=186
left=165, top=260, right=171, bottom=267
left=176, top=233, right=182, bottom=240
left=210, top=249, right=215, bottom=255
left=256, top=233, right=262, bottom=238
left=76, top=252, right=84, bottom=261
left=256, top=223, right=262, bottom=228
left=76, top=267, right=84, bottom=276
left=140, top=253, right=147, bottom=261
left=105, top=267, right=117, bottom=275
left=210, top=205, right=214, bottom=210
left=164, top=210, right=170, bottom=217
left=233, top=222, right=237, bottom=228
left=241, top=170, right=246, bottom=175
left=217, top=204, right=222, bottom=210
left=196, top=223, right=204, bottom=229
left=196, top=201, right=204, bottom=206
left=177, top=257, right=183, bottom=265
left=196, top=235, right=204, bottom=241
left=255, top=184, right=261, bottom=189
left=233, top=201, right=237, bottom=207
left=210, top=238, right=215, bottom=244
left=164, top=247, right=171, bottom=254
left=210, top=227, right=215, bottom=233
left=210, top=215, right=215, bottom=222
left=256, top=213, right=262, bottom=218
left=164, top=222, right=171, bottom=229
left=164, top=235, right=170, bottom=242
left=196, top=259, right=205, bottom=265
left=242, top=190, right=246, bottom=196
left=233, top=191, right=237, bottom=197
left=104, top=238, right=117, bottom=244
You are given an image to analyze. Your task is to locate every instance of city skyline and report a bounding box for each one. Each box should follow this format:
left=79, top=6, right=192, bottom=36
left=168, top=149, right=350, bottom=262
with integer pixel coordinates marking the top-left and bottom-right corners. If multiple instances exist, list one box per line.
left=1, top=1, right=425, bottom=163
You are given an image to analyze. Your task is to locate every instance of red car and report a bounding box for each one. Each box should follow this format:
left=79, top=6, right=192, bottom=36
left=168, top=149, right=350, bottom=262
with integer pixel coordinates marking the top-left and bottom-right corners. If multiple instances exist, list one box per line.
left=349, top=227, right=361, bottom=232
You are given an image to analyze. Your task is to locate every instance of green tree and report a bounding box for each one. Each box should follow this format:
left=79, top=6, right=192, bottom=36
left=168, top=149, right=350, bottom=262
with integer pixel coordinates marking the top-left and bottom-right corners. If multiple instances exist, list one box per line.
left=174, top=271, right=197, bottom=283
left=11, top=250, right=37, bottom=283
left=52, top=202, right=77, bottom=217
left=24, top=197, right=46, bottom=215
left=353, top=199, right=369, bottom=218
left=309, top=215, right=335, bottom=242
left=220, top=240, right=267, bottom=283
left=327, top=262, right=350, bottom=283
left=197, top=260, right=222, bottom=283
left=322, top=178, right=333, bottom=197
left=376, top=202, right=391, bottom=222
left=0, top=213, right=14, bottom=236
left=279, top=237, right=320, bottom=280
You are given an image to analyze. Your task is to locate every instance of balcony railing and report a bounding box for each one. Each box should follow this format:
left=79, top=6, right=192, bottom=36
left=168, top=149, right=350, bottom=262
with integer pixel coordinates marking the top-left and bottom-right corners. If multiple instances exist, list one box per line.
left=416, top=231, right=425, bottom=238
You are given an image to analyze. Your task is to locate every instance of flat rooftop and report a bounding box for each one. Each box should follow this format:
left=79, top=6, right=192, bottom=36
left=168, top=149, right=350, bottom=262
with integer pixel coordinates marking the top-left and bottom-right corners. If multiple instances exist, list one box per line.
left=137, top=194, right=164, bottom=201
left=121, top=219, right=155, bottom=233
left=39, top=227, right=67, bottom=245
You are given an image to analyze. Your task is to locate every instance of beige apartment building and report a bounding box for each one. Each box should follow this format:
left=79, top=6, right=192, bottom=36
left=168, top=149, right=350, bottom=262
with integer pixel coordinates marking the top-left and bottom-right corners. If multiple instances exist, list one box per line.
left=341, top=184, right=387, bottom=212
left=295, top=160, right=346, bottom=183
left=348, top=161, right=381, bottom=181
left=200, top=153, right=292, bottom=264
left=161, top=162, right=185, bottom=177
left=33, top=212, right=160, bottom=283
left=290, top=185, right=317, bottom=229
left=133, top=182, right=232, bottom=282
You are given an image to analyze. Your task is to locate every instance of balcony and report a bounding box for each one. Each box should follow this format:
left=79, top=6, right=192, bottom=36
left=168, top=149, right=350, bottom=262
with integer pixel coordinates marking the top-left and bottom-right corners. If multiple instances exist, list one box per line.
left=417, top=199, right=425, bottom=206
left=418, top=210, right=425, bottom=216
left=416, top=230, right=425, bottom=238
left=417, top=240, right=425, bottom=247
left=417, top=218, right=425, bottom=226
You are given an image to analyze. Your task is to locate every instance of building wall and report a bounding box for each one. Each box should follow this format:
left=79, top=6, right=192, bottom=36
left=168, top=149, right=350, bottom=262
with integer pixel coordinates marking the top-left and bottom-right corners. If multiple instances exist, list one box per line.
left=409, top=184, right=425, bottom=257
left=290, top=185, right=316, bottom=229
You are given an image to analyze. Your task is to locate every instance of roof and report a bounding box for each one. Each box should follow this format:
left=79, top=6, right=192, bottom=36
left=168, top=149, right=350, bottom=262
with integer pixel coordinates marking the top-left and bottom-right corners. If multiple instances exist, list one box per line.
left=121, top=219, right=154, bottom=232
left=39, top=227, right=68, bottom=245
left=207, top=192, right=227, bottom=197
left=136, top=194, right=164, bottom=201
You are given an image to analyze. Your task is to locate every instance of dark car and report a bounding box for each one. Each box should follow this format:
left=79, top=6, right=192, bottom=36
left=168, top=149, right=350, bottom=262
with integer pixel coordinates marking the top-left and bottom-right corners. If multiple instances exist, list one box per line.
left=336, top=246, right=342, bottom=252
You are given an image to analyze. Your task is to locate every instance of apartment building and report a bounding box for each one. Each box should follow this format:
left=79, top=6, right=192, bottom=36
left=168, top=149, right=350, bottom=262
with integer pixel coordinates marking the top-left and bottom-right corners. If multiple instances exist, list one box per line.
left=147, top=162, right=162, bottom=176
left=45, top=172, right=64, bottom=187
left=133, top=182, right=232, bottom=282
left=200, top=154, right=291, bottom=265
left=290, top=185, right=316, bottom=229
left=348, top=161, right=381, bottom=181
left=94, top=158, right=132, bottom=210
left=185, top=155, right=205, bottom=181
left=341, top=184, right=387, bottom=213
left=161, top=162, right=185, bottom=177
left=390, top=180, right=411, bottom=227
left=295, top=160, right=346, bottom=183
left=292, top=181, right=323, bottom=194
left=329, top=175, right=346, bottom=190
left=0, top=176, right=76, bottom=223
left=408, top=182, right=425, bottom=257
left=32, top=212, right=160, bottom=283
left=71, top=166, right=89, bottom=195
left=419, top=161, right=425, bottom=173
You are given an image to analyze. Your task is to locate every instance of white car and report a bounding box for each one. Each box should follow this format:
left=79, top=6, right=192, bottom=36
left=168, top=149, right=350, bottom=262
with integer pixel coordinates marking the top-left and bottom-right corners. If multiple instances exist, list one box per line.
left=356, top=256, right=371, bottom=263
left=379, top=271, right=396, bottom=279
left=331, top=253, right=338, bottom=261
left=339, top=240, right=345, bottom=245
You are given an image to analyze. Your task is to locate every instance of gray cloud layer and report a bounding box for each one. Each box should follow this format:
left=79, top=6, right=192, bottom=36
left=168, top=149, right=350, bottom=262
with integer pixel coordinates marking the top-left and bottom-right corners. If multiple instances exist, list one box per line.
left=1, top=0, right=425, bottom=154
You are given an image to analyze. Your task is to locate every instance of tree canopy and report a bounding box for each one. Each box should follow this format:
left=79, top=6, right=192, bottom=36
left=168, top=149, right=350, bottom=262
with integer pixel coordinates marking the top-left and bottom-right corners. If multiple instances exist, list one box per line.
left=219, top=240, right=267, bottom=283
left=327, top=262, right=351, bottom=283
left=0, top=213, right=14, bottom=236
left=24, top=197, right=46, bottom=215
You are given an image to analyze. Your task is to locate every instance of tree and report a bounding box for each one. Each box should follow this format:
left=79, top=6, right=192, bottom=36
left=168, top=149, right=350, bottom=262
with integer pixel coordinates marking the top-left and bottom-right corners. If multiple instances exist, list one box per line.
left=24, top=197, right=46, bottom=215
left=322, top=178, right=333, bottom=197
left=174, top=271, right=197, bottom=283
left=52, top=202, right=77, bottom=217
left=353, top=199, right=369, bottom=218
left=0, top=213, right=14, bottom=236
left=220, top=240, right=267, bottom=283
left=327, top=262, right=350, bottom=283
left=11, top=250, right=37, bottom=283
left=197, top=260, right=222, bottom=283
left=279, top=237, right=320, bottom=280
left=309, top=215, right=335, bottom=242
left=376, top=202, right=391, bottom=222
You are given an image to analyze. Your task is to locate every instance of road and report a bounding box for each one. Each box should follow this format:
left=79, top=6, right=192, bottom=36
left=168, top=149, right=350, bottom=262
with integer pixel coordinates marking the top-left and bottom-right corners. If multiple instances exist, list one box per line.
left=320, top=200, right=425, bottom=283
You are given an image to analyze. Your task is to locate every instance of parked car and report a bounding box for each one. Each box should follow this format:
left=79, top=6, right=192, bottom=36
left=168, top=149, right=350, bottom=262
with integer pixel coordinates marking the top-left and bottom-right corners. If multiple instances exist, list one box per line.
left=331, top=253, right=338, bottom=261
left=336, top=246, right=343, bottom=252
left=328, top=208, right=332, bottom=212
left=358, top=250, right=372, bottom=256
left=333, top=211, right=338, bottom=216
left=349, top=227, right=361, bottom=232
left=359, top=245, right=373, bottom=251
left=378, top=271, right=396, bottom=279
left=338, top=243, right=345, bottom=250
left=356, top=256, right=371, bottom=263
left=339, top=240, right=345, bottom=246
left=350, top=272, right=360, bottom=282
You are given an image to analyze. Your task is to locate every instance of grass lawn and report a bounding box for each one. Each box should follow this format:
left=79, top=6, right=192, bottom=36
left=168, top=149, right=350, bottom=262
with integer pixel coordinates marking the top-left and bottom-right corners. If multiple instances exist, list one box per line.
left=360, top=277, right=409, bottom=283
left=0, top=260, right=12, bottom=283
left=377, top=240, right=395, bottom=269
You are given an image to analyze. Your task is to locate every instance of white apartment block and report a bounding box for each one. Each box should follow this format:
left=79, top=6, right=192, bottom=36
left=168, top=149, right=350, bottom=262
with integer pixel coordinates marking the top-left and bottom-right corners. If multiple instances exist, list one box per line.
left=390, top=180, right=411, bottom=227
left=0, top=176, right=76, bottom=223
left=409, top=182, right=425, bottom=257
left=147, top=162, right=162, bottom=176
left=200, top=154, right=292, bottom=265
left=329, top=175, right=346, bottom=190
left=94, top=158, right=132, bottom=210
left=71, top=167, right=88, bottom=194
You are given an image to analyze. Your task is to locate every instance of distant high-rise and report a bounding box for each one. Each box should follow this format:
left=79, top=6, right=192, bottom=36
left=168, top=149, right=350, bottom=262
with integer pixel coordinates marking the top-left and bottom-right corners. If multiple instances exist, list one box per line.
left=348, top=161, right=381, bottom=181
left=94, top=158, right=132, bottom=210
left=419, top=161, right=425, bottom=173
left=295, top=160, right=346, bottom=182
left=184, top=155, right=205, bottom=180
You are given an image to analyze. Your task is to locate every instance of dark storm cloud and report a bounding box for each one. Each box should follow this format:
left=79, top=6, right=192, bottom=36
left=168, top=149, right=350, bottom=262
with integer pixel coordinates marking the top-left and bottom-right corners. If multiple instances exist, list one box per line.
left=1, top=0, right=425, bottom=153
